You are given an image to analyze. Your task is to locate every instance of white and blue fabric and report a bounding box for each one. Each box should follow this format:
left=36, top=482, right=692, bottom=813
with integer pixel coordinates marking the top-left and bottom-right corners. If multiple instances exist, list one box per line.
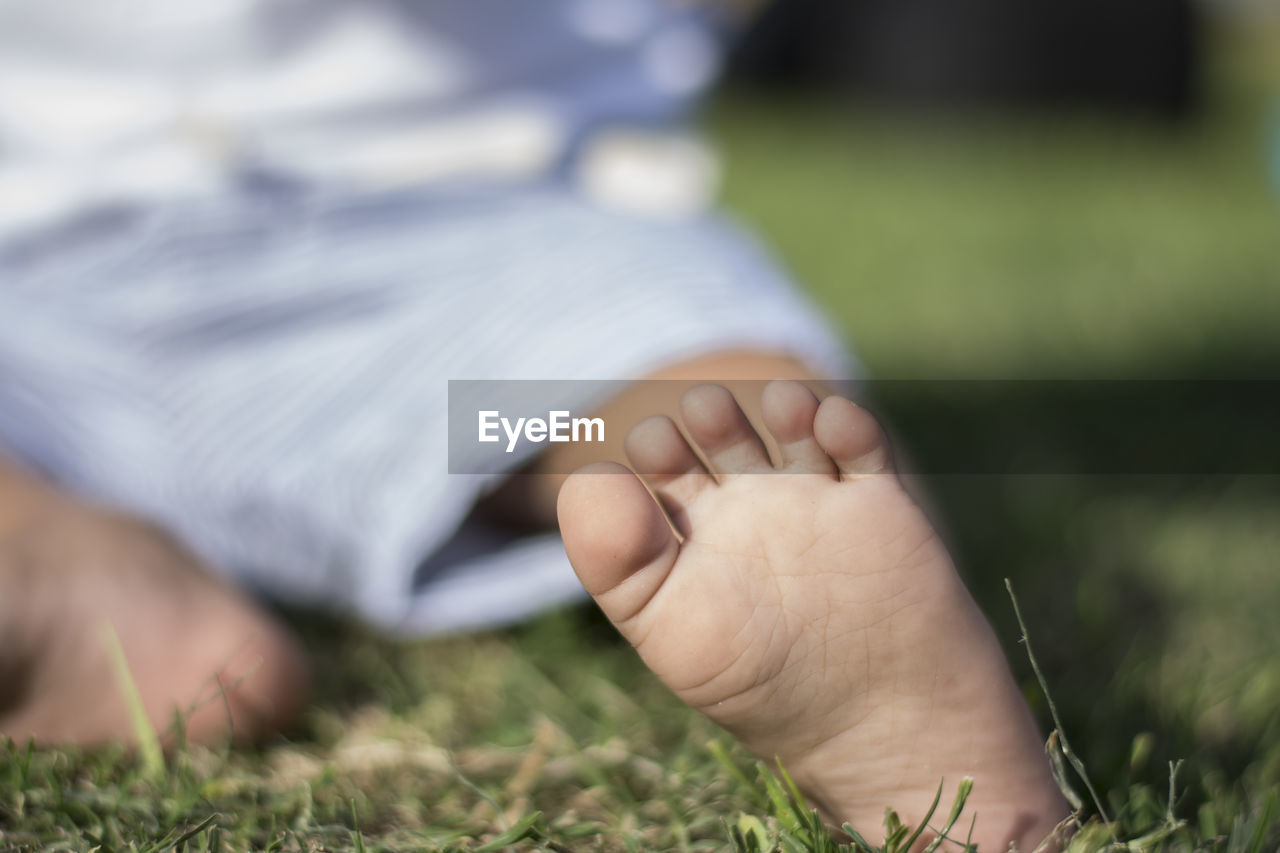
left=0, top=0, right=851, bottom=634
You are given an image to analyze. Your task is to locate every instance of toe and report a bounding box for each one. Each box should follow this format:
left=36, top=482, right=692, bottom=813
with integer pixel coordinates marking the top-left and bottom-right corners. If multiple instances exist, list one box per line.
left=761, top=380, right=838, bottom=476
left=679, top=384, right=772, bottom=475
left=624, top=415, right=714, bottom=535
left=558, top=461, right=680, bottom=626
left=813, top=395, right=894, bottom=477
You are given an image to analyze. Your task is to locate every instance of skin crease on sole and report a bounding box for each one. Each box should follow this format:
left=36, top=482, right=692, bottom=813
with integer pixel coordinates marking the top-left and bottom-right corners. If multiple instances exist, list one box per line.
left=557, top=380, right=1070, bottom=851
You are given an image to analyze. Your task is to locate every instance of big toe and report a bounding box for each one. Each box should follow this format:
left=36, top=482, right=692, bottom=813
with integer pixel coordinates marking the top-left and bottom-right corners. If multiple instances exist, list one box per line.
left=558, top=462, right=679, bottom=626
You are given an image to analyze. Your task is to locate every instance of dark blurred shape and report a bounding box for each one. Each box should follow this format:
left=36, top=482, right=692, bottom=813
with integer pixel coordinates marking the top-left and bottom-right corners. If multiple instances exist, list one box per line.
left=727, top=0, right=1200, bottom=117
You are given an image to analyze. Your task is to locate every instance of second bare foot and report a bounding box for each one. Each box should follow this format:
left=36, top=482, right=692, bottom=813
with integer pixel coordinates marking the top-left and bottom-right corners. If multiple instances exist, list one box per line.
left=0, top=461, right=308, bottom=747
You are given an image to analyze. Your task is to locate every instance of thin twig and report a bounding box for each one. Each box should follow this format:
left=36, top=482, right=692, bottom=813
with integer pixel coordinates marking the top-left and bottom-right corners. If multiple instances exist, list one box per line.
left=1005, top=578, right=1114, bottom=836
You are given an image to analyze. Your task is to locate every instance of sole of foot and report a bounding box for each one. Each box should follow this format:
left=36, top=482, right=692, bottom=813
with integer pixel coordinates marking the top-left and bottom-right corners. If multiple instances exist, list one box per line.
left=558, top=380, right=1068, bottom=851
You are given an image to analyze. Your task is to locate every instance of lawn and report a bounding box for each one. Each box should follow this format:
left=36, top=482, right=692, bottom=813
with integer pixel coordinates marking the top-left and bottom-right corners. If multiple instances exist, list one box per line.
left=3, top=22, right=1278, bottom=853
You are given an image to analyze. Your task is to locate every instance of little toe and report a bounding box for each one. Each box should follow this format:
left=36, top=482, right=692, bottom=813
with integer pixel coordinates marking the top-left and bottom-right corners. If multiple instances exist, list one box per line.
left=813, top=395, right=894, bottom=477
left=558, top=461, right=681, bottom=626
left=761, top=380, right=838, bottom=476
left=679, top=384, right=772, bottom=475
left=624, top=415, right=714, bottom=534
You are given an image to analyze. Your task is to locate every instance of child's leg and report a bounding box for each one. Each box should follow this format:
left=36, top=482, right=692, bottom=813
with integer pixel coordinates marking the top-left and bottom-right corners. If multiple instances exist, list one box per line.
left=0, top=453, right=308, bottom=745
left=550, top=367, right=1068, bottom=850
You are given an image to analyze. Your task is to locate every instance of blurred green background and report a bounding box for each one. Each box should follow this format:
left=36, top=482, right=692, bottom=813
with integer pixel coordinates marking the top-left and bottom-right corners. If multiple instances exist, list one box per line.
left=715, top=26, right=1279, bottom=380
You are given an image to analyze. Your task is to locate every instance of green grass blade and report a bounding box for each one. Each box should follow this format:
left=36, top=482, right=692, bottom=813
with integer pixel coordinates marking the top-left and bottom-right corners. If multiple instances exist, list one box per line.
left=779, top=833, right=811, bottom=853
left=473, top=811, right=544, bottom=852
left=103, top=620, right=164, bottom=780
left=167, top=814, right=220, bottom=849
left=775, top=760, right=820, bottom=834
left=760, top=761, right=805, bottom=833
left=882, top=817, right=909, bottom=853
left=899, top=780, right=944, bottom=853
left=1166, top=759, right=1183, bottom=827
left=1243, top=790, right=1276, bottom=853
left=943, top=777, right=973, bottom=833
left=921, top=778, right=972, bottom=853
left=841, top=822, right=879, bottom=853
left=138, top=813, right=219, bottom=853
left=350, top=801, right=368, bottom=853
left=710, top=740, right=769, bottom=811
left=736, top=814, right=772, bottom=852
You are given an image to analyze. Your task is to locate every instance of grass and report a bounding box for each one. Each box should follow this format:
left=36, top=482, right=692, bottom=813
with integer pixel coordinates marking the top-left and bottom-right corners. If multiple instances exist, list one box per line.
left=3, top=23, right=1280, bottom=853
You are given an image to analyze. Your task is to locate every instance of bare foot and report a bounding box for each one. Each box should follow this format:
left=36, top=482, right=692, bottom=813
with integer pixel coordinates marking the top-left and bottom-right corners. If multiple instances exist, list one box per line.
left=0, top=461, right=308, bottom=746
left=558, top=381, right=1068, bottom=850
